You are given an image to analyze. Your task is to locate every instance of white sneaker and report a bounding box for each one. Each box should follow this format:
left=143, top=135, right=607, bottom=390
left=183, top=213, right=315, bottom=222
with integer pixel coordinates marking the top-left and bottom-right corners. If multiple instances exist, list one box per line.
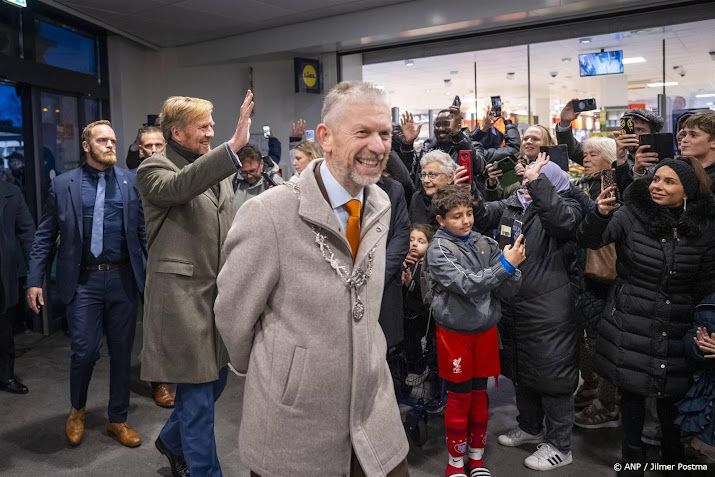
left=523, top=443, right=573, bottom=471
left=497, top=427, right=544, bottom=447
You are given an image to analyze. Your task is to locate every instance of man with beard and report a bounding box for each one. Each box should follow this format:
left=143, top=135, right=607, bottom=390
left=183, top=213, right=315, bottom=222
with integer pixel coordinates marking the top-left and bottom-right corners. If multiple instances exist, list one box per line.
left=26, top=120, right=147, bottom=448
left=215, top=81, right=409, bottom=476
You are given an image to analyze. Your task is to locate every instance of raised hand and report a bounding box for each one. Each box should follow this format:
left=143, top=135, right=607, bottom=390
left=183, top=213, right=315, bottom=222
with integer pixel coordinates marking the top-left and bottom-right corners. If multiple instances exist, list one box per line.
left=503, top=234, right=526, bottom=267
left=228, top=90, right=255, bottom=153
left=485, top=162, right=503, bottom=187
left=633, top=145, right=659, bottom=174
left=523, top=152, right=549, bottom=182
left=453, top=165, right=471, bottom=187
left=481, top=107, right=496, bottom=131
left=596, top=186, right=618, bottom=216
left=291, top=118, right=306, bottom=138
left=559, top=99, right=581, bottom=127
left=614, top=130, right=639, bottom=165
left=400, top=111, right=423, bottom=144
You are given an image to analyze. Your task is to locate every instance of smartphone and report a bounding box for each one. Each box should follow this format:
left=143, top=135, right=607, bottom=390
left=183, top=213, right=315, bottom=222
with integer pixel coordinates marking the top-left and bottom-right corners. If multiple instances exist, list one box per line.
left=493, top=156, right=516, bottom=173
left=262, top=125, right=270, bottom=138
left=539, top=145, right=569, bottom=172
left=459, top=150, right=472, bottom=184
left=304, top=129, right=315, bottom=141
left=601, top=169, right=616, bottom=194
left=572, top=98, right=597, bottom=113
left=639, top=133, right=676, bottom=162
left=620, top=117, right=635, bottom=135
left=491, top=96, right=502, bottom=117
left=511, top=219, right=523, bottom=245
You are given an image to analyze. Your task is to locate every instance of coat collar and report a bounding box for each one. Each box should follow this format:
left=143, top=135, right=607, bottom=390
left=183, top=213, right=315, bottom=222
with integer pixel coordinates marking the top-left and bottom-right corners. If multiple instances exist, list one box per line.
left=624, top=177, right=715, bottom=239
left=296, top=159, right=390, bottom=264
left=164, top=141, right=228, bottom=208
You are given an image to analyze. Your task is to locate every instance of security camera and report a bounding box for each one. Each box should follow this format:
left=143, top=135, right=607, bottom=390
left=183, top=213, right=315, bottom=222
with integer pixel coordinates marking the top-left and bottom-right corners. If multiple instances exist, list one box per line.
left=506, top=72, right=515, bottom=80
left=549, top=71, right=559, bottom=78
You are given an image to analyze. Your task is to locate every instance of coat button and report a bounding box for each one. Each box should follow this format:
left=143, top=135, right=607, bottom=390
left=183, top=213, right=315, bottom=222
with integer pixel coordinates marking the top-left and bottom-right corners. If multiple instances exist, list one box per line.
left=661, top=238, right=666, bottom=243
left=376, top=226, right=382, bottom=232
left=662, top=331, right=667, bottom=337
left=665, top=300, right=670, bottom=305
left=660, top=364, right=666, bottom=369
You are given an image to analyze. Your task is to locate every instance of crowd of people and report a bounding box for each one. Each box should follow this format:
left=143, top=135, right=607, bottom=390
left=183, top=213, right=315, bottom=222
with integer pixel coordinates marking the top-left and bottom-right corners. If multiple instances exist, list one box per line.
left=1, top=79, right=715, bottom=477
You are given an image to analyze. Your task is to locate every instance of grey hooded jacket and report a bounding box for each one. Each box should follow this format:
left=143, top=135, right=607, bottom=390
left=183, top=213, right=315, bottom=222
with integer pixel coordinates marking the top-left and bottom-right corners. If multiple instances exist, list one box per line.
left=425, top=228, right=522, bottom=333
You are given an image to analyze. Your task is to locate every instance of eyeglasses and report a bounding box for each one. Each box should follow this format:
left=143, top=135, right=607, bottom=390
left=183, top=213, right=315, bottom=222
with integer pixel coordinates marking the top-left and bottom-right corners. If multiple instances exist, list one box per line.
left=420, top=171, right=447, bottom=180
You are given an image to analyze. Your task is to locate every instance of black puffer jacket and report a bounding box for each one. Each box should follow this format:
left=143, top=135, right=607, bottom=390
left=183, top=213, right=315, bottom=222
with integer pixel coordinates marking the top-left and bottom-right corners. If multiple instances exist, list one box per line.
left=577, top=178, right=715, bottom=398
left=474, top=176, right=583, bottom=394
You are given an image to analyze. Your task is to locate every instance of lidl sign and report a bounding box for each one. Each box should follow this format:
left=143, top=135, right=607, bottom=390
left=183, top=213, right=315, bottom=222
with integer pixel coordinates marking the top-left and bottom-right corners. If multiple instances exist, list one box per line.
left=294, top=58, right=321, bottom=94
left=3, top=0, right=27, bottom=7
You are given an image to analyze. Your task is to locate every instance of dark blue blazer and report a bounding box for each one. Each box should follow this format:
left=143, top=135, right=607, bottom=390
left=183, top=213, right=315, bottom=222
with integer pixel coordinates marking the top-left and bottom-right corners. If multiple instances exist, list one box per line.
left=27, top=166, right=147, bottom=304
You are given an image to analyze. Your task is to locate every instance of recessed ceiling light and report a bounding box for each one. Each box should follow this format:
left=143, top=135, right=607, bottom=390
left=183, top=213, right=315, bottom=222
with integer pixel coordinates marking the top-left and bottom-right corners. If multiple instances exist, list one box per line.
left=696, top=93, right=715, bottom=98
left=579, top=38, right=592, bottom=44
left=622, top=57, right=646, bottom=64
left=450, top=70, right=459, bottom=75
left=405, top=59, right=414, bottom=67
left=561, top=57, right=571, bottom=63
left=647, top=81, right=678, bottom=87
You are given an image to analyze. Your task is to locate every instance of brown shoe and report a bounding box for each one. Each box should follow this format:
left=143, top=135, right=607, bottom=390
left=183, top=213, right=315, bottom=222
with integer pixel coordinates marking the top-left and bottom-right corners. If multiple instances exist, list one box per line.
left=106, top=422, right=142, bottom=447
left=153, top=383, right=175, bottom=408
left=65, top=407, right=85, bottom=446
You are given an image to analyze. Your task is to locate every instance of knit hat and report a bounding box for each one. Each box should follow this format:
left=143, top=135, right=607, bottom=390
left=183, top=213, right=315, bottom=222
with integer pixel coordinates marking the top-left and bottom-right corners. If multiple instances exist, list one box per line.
left=622, top=109, right=665, bottom=133
left=655, top=158, right=699, bottom=200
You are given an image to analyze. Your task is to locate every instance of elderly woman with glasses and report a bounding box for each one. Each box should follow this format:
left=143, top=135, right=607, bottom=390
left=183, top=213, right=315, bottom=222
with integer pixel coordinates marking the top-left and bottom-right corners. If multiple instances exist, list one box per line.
left=408, top=150, right=469, bottom=227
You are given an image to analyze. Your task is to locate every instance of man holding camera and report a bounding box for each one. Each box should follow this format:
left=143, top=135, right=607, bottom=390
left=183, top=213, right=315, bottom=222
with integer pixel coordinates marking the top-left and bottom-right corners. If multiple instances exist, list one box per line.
left=138, top=91, right=253, bottom=477
left=232, top=144, right=283, bottom=210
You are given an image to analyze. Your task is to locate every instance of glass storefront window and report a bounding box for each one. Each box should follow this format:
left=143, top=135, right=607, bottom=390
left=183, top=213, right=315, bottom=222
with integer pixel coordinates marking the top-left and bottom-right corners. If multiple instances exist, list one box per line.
left=0, top=82, right=24, bottom=188
left=363, top=18, right=715, bottom=141
left=35, top=19, right=97, bottom=76
left=38, top=91, right=79, bottom=205
left=0, top=4, right=21, bottom=57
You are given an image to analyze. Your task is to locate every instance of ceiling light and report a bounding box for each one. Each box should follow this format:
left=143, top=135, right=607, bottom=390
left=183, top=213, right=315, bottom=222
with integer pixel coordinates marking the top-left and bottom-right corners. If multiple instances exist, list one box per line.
left=647, top=81, right=678, bottom=87
left=561, top=57, right=571, bottom=63
left=450, top=70, right=459, bottom=75
left=405, top=59, right=414, bottom=67
left=622, top=57, right=646, bottom=64
left=579, top=38, right=592, bottom=44
left=696, top=93, right=715, bottom=98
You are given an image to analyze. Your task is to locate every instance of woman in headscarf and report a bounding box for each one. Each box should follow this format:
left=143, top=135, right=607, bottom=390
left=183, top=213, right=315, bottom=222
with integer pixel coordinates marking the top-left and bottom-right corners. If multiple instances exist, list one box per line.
left=473, top=153, right=583, bottom=471
left=578, top=157, right=715, bottom=476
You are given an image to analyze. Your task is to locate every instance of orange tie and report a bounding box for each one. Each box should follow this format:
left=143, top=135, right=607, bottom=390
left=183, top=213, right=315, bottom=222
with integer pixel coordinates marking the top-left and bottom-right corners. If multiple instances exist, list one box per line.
left=344, top=199, right=361, bottom=259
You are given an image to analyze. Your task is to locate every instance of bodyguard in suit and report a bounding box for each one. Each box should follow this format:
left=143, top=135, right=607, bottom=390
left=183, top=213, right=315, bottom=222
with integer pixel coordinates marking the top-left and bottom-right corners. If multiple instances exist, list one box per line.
left=26, top=120, right=147, bottom=448
left=0, top=180, right=35, bottom=394
left=138, top=91, right=253, bottom=477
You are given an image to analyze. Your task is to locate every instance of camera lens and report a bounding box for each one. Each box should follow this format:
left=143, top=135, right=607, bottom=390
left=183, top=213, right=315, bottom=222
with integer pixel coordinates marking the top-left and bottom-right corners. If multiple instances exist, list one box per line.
left=578, top=101, right=586, bottom=110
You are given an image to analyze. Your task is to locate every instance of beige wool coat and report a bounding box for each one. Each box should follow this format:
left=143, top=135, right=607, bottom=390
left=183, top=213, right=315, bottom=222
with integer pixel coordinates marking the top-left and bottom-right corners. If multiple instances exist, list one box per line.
left=137, top=142, right=237, bottom=383
left=215, top=160, right=409, bottom=476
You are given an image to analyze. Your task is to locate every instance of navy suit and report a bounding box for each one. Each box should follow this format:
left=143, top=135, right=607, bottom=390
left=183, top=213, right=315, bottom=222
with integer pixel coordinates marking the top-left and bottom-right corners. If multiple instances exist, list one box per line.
left=27, top=165, right=146, bottom=422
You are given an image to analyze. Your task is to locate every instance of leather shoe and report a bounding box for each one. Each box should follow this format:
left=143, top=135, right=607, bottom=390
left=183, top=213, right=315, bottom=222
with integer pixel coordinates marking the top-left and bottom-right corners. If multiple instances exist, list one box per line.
left=153, top=383, right=175, bottom=408
left=0, top=377, right=28, bottom=394
left=156, top=436, right=190, bottom=477
left=66, top=407, right=85, bottom=446
left=106, top=422, right=142, bottom=447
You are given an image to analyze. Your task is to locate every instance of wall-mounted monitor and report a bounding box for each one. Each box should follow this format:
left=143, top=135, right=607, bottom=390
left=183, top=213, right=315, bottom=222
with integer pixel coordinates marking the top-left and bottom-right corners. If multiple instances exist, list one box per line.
left=579, top=50, right=624, bottom=77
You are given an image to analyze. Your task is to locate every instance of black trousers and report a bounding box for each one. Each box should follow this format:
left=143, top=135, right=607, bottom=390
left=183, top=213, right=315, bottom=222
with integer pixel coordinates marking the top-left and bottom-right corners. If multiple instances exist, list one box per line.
left=0, top=310, right=16, bottom=382
left=620, top=388, right=683, bottom=462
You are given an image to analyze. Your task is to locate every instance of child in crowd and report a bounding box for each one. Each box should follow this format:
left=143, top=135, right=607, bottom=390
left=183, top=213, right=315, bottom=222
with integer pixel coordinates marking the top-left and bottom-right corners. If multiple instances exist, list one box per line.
left=425, top=185, right=525, bottom=477
left=677, top=292, right=715, bottom=460
left=402, top=224, right=435, bottom=386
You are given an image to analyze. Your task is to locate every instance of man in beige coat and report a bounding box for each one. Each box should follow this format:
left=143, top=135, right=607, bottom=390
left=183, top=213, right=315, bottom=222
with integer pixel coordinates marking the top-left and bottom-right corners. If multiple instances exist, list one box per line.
left=215, top=81, right=409, bottom=476
left=137, top=90, right=254, bottom=477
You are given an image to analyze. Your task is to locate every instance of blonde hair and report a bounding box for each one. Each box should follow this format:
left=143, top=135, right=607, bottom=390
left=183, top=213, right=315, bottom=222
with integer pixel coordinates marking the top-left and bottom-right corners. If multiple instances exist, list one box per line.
left=583, top=136, right=617, bottom=165
left=158, top=96, right=213, bottom=140
left=295, top=140, right=323, bottom=160
left=321, top=81, right=389, bottom=125
left=82, top=120, right=112, bottom=143
left=519, top=124, right=555, bottom=163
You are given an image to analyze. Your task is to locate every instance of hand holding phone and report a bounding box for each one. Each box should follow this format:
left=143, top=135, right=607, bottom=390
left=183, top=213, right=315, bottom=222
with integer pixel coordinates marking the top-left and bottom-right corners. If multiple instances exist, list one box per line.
left=491, top=96, right=502, bottom=117
left=503, top=231, right=526, bottom=267
left=458, top=150, right=473, bottom=184
left=572, top=98, right=597, bottom=113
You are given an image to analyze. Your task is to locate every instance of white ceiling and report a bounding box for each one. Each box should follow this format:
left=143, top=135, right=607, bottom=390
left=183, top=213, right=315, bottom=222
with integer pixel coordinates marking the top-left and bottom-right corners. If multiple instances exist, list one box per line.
left=44, top=0, right=414, bottom=47
left=363, top=18, right=715, bottom=119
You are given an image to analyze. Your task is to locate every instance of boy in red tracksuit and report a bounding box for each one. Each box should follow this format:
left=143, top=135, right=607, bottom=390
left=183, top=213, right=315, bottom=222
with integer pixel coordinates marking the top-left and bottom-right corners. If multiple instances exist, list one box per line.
left=425, top=185, right=524, bottom=477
